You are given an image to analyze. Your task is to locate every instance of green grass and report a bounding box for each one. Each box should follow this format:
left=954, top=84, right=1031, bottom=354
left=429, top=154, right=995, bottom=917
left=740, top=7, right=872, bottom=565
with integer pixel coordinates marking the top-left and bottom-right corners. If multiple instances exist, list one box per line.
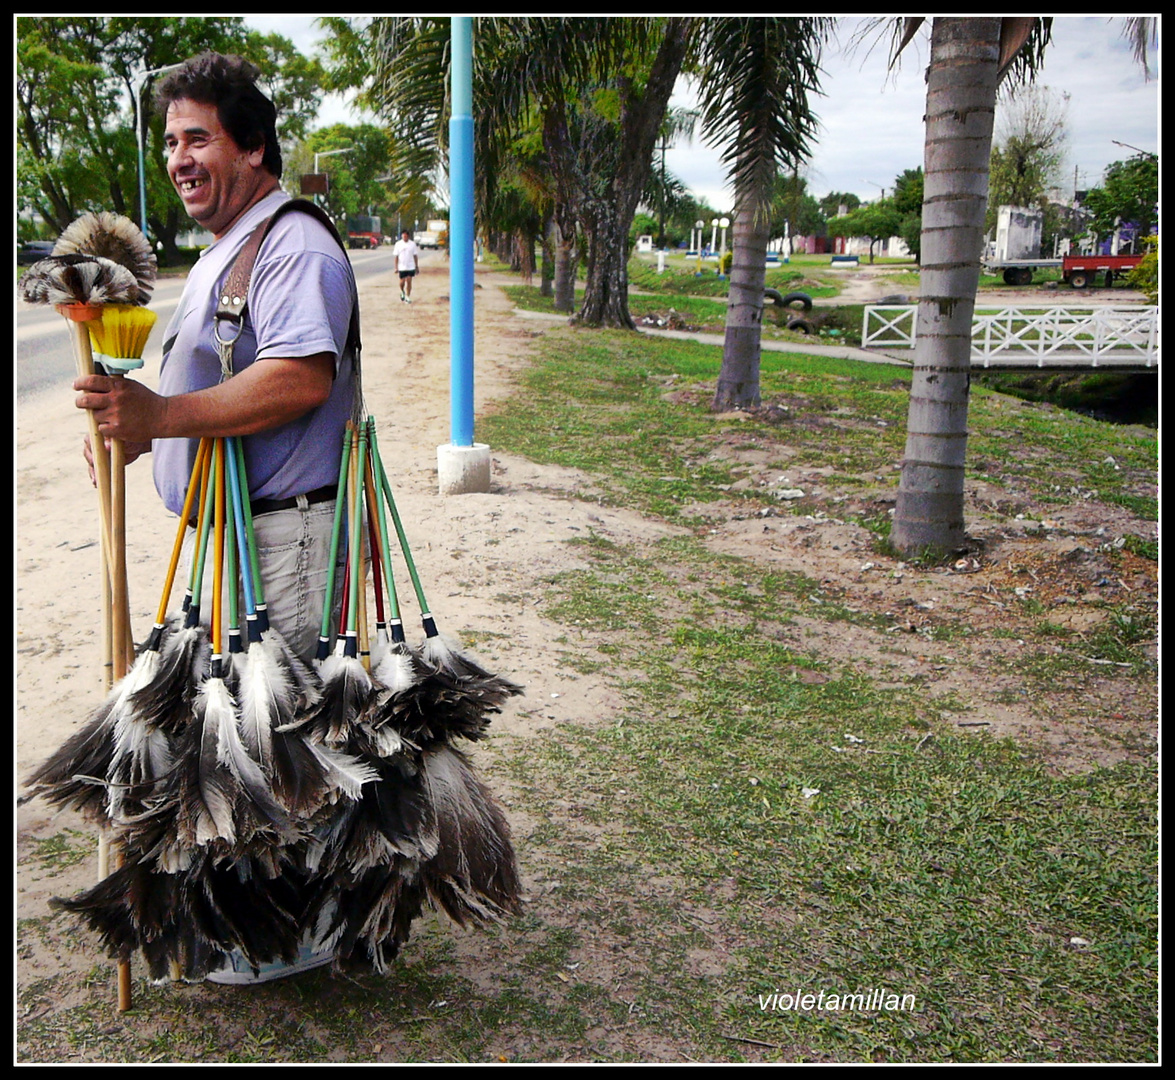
left=479, top=326, right=1155, bottom=1060
left=490, top=523, right=1156, bottom=1062
left=627, top=258, right=840, bottom=301
left=24, top=830, right=93, bottom=876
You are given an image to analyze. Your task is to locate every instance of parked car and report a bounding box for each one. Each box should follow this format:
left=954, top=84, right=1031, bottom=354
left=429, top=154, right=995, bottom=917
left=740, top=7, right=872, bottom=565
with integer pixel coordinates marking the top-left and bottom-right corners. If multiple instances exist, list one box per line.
left=17, top=240, right=54, bottom=266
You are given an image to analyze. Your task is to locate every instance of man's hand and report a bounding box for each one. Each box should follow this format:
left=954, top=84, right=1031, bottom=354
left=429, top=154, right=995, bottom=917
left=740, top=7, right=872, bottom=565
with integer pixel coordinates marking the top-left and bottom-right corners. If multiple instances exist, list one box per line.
left=82, top=433, right=152, bottom=486
left=74, top=374, right=168, bottom=445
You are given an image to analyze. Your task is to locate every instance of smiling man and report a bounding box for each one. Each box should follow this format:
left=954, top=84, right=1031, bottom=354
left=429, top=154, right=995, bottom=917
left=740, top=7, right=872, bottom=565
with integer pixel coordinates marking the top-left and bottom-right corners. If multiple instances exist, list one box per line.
left=73, top=52, right=358, bottom=671
left=74, top=50, right=362, bottom=987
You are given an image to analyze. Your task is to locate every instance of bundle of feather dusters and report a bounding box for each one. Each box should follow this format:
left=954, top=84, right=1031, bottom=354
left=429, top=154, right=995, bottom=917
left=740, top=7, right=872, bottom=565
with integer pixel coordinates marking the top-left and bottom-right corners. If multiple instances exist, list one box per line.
left=25, top=617, right=524, bottom=982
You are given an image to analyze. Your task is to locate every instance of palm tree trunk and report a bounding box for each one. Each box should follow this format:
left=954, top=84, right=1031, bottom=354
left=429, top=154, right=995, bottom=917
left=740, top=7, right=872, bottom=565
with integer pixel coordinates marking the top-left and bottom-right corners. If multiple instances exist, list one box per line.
left=575, top=206, right=635, bottom=329
left=553, top=206, right=577, bottom=314
left=890, top=17, right=1002, bottom=558
left=540, top=214, right=555, bottom=298
left=712, top=201, right=767, bottom=410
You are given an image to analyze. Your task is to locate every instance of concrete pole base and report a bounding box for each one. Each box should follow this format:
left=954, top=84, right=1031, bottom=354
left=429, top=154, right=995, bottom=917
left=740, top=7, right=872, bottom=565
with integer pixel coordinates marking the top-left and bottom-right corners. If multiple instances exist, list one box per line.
left=437, top=442, right=491, bottom=496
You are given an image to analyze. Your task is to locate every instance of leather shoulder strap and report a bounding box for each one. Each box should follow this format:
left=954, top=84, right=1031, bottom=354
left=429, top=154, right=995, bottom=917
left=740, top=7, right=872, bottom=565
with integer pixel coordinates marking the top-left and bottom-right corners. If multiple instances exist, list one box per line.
left=214, top=199, right=359, bottom=357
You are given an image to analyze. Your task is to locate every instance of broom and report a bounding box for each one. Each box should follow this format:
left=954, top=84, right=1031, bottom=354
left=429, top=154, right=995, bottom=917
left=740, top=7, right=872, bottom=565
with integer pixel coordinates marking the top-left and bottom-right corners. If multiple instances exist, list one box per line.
left=19, top=223, right=153, bottom=1012
left=52, top=212, right=158, bottom=678
left=18, top=253, right=140, bottom=669
left=89, top=303, right=159, bottom=675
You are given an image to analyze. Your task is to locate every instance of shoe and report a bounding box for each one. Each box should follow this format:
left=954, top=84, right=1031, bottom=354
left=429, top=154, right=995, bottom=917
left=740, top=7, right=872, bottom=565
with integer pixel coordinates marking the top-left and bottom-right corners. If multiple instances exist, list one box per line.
left=400, top=291, right=406, bottom=302
left=205, top=944, right=333, bottom=986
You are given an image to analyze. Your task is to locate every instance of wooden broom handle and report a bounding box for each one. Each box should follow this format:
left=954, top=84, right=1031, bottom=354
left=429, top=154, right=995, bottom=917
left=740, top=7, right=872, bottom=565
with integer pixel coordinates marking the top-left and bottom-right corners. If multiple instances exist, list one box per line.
left=64, top=312, right=134, bottom=1013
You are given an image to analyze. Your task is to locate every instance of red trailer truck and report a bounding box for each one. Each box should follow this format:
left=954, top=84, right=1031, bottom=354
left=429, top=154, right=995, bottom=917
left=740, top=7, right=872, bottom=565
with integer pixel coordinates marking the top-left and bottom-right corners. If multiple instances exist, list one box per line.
left=346, top=216, right=383, bottom=250
left=1061, top=253, right=1144, bottom=289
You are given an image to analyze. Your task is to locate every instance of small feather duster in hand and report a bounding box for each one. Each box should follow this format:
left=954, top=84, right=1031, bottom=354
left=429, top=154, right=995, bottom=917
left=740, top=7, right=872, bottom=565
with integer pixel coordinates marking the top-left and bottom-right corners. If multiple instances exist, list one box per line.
left=53, top=211, right=157, bottom=306
left=18, top=254, right=140, bottom=308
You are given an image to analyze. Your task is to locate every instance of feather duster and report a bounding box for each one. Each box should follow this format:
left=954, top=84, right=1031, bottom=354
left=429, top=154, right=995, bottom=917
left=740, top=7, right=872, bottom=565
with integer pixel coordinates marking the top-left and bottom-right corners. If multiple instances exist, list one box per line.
left=52, top=211, right=157, bottom=305
left=18, top=253, right=140, bottom=308
left=417, top=745, right=521, bottom=924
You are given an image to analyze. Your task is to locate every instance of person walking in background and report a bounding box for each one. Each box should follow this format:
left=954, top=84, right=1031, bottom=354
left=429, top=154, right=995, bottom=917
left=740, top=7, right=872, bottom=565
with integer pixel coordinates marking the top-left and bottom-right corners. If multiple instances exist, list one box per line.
left=394, top=228, right=421, bottom=303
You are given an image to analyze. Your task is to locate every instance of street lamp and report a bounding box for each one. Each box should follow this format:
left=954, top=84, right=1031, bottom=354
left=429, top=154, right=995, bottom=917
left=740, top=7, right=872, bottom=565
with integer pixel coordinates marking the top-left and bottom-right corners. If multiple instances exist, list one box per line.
left=718, top=216, right=730, bottom=276
left=314, top=146, right=354, bottom=174
left=310, top=148, right=354, bottom=212
left=695, top=220, right=705, bottom=276
left=710, top=218, right=719, bottom=259
left=135, top=63, right=183, bottom=240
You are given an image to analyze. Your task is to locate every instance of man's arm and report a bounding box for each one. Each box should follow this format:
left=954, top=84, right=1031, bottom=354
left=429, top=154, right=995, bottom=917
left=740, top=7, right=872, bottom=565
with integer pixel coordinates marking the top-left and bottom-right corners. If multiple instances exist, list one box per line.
left=74, top=353, right=335, bottom=444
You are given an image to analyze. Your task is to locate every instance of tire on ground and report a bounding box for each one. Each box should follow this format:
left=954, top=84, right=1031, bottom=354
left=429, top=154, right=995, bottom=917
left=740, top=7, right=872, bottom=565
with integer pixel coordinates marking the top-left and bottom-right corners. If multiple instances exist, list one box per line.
left=764, top=288, right=813, bottom=312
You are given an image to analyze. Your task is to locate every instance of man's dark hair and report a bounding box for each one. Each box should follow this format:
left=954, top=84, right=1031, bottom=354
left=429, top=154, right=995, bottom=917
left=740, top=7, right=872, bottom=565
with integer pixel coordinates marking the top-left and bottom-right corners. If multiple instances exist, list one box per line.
left=155, top=52, right=282, bottom=178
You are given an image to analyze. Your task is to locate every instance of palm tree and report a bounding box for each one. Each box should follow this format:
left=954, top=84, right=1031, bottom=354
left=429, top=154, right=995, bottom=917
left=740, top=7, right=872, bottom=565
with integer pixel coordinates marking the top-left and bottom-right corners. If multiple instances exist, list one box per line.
left=887, top=16, right=1157, bottom=558
left=694, top=18, right=829, bottom=412
left=534, top=19, right=693, bottom=328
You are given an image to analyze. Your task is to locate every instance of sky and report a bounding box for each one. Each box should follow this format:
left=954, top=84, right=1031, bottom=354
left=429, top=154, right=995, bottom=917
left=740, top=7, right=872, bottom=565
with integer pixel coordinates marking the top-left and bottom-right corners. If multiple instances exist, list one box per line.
left=248, top=16, right=1161, bottom=210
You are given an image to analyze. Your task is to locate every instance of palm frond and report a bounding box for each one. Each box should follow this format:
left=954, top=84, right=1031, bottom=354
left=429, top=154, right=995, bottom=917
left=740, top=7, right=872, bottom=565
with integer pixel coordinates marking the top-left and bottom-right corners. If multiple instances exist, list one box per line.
left=695, top=18, right=830, bottom=220
left=1121, top=17, right=1158, bottom=79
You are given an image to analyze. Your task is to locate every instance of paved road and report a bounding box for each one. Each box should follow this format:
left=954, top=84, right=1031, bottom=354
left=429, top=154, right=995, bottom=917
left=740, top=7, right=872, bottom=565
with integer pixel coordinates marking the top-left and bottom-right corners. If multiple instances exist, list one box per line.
left=16, top=245, right=393, bottom=401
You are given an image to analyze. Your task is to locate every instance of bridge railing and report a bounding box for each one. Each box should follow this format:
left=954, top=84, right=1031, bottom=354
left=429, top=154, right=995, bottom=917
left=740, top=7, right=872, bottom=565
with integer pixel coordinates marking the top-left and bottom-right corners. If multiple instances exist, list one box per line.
left=862, top=305, right=1158, bottom=367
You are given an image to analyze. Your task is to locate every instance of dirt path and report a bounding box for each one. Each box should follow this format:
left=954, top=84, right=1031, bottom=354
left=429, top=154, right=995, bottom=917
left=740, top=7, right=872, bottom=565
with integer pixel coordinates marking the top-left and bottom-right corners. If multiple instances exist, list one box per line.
left=814, top=260, right=1147, bottom=306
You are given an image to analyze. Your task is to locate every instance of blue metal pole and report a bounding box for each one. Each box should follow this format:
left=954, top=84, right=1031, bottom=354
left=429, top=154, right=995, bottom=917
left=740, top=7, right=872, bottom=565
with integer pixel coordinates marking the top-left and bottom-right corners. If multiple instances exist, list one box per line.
left=449, top=17, right=475, bottom=447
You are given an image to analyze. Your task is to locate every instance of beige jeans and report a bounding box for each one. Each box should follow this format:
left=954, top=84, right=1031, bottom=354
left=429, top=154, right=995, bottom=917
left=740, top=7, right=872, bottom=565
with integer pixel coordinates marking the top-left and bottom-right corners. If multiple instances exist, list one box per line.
left=181, top=497, right=344, bottom=663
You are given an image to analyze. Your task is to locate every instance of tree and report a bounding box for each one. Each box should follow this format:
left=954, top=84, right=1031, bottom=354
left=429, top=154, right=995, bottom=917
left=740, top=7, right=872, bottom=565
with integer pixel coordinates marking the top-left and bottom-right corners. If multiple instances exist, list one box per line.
left=694, top=18, right=829, bottom=411
left=987, top=85, right=1068, bottom=213
left=344, top=17, right=694, bottom=329
left=340, top=17, right=829, bottom=345
left=769, top=172, right=825, bottom=252
left=287, top=123, right=393, bottom=225
left=535, top=20, right=694, bottom=328
left=820, top=191, right=860, bottom=218
left=986, top=84, right=1070, bottom=251
left=827, top=199, right=904, bottom=263
left=1081, top=154, right=1158, bottom=251
left=886, top=16, right=1156, bottom=558
left=1128, top=235, right=1158, bottom=303
left=891, top=166, right=923, bottom=262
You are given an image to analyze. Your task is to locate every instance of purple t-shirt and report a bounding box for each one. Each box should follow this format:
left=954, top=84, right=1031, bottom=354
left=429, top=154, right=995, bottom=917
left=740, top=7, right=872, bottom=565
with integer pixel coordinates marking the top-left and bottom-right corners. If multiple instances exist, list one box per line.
left=153, top=191, right=357, bottom=516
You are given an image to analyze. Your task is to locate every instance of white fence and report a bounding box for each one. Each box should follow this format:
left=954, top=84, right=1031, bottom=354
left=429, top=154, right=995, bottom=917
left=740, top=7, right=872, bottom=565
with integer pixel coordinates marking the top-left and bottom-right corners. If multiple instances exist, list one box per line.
left=862, top=305, right=1159, bottom=368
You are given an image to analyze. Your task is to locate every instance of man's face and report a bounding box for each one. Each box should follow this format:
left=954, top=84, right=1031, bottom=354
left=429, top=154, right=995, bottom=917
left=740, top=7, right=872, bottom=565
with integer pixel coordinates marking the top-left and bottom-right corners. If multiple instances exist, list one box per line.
left=164, top=98, right=272, bottom=238
left=402, top=232, right=410, bottom=241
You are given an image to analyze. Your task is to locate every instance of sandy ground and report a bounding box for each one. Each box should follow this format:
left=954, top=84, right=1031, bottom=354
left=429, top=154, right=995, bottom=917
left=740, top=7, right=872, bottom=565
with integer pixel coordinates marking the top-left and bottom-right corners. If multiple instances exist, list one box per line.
left=15, top=253, right=651, bottom=774
left=814, top=260, right=1148, bottom=307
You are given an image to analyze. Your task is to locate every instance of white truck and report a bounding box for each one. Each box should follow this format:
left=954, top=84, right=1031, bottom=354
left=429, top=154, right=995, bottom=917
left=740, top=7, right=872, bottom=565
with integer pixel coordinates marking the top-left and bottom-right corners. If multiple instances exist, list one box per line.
left=981, top=205, right=1061, bottom=285
left=413, top=219, right=449, bottom=249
